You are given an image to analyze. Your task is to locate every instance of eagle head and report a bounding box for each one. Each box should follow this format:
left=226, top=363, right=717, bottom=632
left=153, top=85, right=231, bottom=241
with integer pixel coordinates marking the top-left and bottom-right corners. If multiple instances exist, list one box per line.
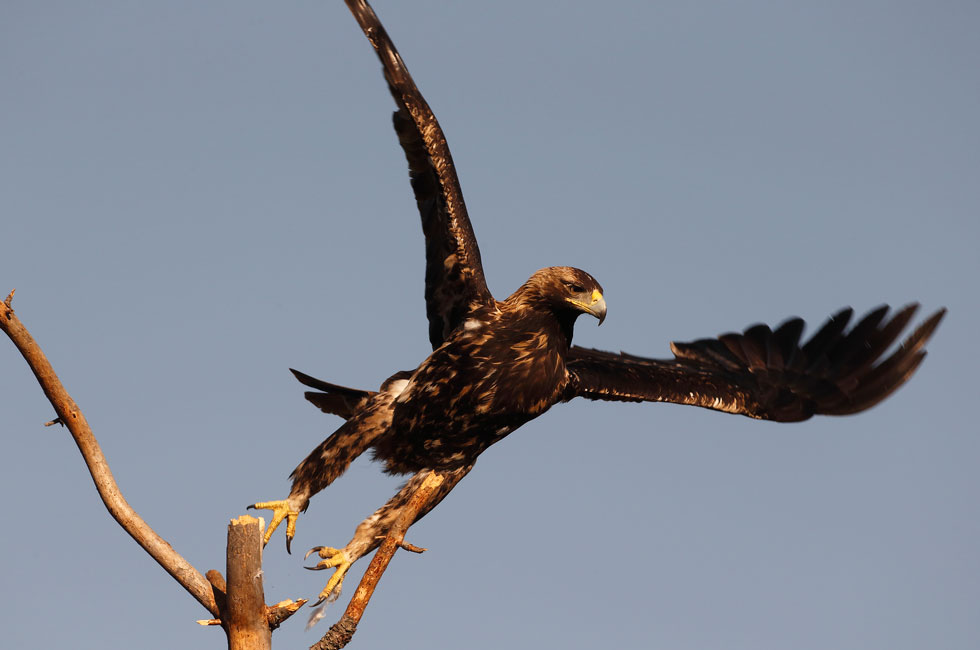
left=517, top=266, right=607, bottom=325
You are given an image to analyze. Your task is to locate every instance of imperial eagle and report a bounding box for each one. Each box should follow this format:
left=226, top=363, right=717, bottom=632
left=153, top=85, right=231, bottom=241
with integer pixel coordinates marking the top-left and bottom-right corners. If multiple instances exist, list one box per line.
left=251, top=0, right=945, bottom=605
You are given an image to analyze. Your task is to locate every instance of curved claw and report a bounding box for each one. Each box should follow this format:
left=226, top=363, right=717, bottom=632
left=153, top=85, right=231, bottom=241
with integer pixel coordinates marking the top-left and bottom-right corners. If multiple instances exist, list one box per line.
left=303, top=545, right=352, bottom=605
left=304, top=546, right=325, bottom=562
left=248, top=500, right=300, bottom=553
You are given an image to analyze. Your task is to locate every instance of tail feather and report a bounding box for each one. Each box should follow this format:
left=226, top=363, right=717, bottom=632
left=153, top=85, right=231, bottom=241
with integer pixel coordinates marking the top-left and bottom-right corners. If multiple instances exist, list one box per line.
left=290, top=368, right=375, bottom=420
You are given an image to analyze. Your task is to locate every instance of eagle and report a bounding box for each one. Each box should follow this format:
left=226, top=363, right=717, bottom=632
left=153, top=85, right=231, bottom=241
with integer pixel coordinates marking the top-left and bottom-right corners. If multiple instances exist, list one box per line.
left=251, top=0, right=945, bottom=606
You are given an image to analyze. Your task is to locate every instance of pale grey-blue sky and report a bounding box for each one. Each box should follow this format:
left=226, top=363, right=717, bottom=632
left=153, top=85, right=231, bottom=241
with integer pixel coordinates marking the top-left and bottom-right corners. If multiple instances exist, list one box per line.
left=2, top=2, right=977, bottom=649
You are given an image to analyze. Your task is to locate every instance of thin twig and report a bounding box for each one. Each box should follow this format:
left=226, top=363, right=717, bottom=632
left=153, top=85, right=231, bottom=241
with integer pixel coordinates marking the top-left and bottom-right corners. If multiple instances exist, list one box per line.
left=0, top=294, right=220, bottom=617
left=395, top=540, right=427, bottom=554
left=311, top=471, right=445, bottom=650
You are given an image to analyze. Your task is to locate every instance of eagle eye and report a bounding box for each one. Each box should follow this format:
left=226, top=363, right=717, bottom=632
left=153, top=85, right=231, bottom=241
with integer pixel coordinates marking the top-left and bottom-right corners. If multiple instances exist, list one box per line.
left=564, top=281, right=586, bottom=293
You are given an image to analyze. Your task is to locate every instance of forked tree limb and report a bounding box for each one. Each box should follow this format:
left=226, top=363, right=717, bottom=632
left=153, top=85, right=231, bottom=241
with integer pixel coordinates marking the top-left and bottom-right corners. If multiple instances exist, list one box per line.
left=0, top=291, right=220, bottom=617
left=198, top=527, right=308, bottom=637
left=311, top=471, right=445, bottom=650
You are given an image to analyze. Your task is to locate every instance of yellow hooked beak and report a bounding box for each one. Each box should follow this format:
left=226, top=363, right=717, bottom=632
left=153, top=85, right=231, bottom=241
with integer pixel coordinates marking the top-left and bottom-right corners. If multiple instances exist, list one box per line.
left=568, top=289, right=607, bottom=325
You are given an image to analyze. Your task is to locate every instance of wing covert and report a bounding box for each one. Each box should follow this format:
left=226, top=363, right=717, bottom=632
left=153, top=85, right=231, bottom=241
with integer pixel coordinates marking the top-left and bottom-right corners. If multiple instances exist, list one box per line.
left=345, top=0, right=494, bottom=349
left=565, top=305, right=945, bottom=422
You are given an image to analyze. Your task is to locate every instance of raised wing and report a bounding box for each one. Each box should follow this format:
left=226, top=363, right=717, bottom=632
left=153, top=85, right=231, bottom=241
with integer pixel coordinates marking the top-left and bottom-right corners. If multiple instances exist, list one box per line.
left=346, top=0, right=495, bottom=349
left=565, top=304, right=945, bottom=422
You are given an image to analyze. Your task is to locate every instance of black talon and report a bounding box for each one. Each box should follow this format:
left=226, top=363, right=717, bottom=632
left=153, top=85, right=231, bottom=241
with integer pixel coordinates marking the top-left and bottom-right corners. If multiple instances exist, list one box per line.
left=305, top=546, right=324, bottom=561
left=311, top=597, right=326, bottom=607
left=286, top=535, right=292, bottom=555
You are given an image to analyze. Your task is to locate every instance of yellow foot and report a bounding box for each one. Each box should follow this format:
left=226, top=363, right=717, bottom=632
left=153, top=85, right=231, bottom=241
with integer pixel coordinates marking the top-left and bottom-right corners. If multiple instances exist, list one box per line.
left=247, top=500, right=299, bottom=553
left=304, top=546, right=353, bottom=605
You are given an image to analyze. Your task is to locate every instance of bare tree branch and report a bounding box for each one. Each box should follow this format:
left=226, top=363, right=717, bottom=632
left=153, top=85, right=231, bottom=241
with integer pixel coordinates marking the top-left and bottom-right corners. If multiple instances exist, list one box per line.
left=1, top=292, right=219, bottom=616
left=311, top=471, right=445, bottom=650
left=199, top=552, right=307, bottom=632
left=266, top=599, right=307, bottom=629
left=226, top=517, right=272, bottom=649
left=4, top=292, right=315, bottom=647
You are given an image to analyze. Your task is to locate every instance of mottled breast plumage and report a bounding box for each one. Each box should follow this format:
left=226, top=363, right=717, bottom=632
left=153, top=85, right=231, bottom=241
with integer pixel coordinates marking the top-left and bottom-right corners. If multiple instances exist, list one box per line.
left=371, top=301, right=571, bottom=473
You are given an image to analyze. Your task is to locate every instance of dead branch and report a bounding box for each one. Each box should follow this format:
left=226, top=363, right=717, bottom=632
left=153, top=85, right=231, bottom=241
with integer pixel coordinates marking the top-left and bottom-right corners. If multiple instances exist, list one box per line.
left=226, top=516, right=272, bottom=649
left=205, top=569, right=229, bottom=622
left=0, top=291, right=220, bottom=616
left=200, top=557, right=306, bottom=632
left=3, top=293, right=313, bottom=645
left=267, top=599, right=307, bottom=629
left=311, top=471, right=444, bottom=650
left=3, top=291, right=313, bottom=646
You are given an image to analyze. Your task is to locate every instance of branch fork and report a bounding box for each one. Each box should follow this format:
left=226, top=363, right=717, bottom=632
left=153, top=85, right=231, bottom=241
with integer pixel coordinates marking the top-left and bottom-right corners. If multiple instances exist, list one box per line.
left=3, top=288, right=445, bottom=649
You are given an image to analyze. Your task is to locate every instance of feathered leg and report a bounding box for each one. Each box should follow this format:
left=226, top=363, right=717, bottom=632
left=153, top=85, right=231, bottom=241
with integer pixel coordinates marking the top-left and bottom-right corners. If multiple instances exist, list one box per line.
left=250, top=390, right=398, bottom=551
left=305, top=463, right=474, bottom=605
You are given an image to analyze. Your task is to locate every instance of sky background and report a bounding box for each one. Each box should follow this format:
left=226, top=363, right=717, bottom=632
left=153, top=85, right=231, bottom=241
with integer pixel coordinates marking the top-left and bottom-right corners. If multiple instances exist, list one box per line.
left=2, top=1, right=978, bottom=649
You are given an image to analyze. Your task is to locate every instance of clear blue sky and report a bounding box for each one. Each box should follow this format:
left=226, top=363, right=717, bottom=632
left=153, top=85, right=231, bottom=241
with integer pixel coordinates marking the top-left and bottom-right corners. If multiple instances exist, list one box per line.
left=2, top=2, right=977, bottom=649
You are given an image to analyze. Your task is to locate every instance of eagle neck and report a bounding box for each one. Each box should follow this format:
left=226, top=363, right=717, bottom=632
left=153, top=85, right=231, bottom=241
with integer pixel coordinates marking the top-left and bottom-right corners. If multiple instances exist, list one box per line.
left=555, top=312, right=577, bottom=349
left=503, top=285, right=579, bottom=352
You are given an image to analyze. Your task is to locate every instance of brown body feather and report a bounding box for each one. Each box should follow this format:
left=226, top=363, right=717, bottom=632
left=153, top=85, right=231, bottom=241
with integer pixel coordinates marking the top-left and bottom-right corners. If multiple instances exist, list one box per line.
left=288, top=267, right=601, bottom=498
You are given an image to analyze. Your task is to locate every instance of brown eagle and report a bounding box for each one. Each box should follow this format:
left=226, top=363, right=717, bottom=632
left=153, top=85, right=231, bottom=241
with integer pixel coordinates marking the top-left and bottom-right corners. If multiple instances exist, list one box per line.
left=252, top=0, right=945, bottom=606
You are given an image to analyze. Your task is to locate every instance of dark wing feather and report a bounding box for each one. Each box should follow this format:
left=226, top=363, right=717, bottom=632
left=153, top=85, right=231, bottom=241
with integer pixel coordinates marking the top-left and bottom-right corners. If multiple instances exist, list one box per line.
left=345, top=0, right=495, bottom=349
left=565, top=305, right=945, bottom=422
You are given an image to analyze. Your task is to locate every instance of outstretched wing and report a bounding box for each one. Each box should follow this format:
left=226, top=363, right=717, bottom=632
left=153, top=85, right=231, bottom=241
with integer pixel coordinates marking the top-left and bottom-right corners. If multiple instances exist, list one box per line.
left=346, top=0, right=495, bottom=349
left=565, top=305, right=945, bottom=422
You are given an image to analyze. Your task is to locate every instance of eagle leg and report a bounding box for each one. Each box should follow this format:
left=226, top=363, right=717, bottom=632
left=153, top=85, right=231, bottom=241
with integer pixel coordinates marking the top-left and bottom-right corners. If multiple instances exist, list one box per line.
left=247, top=499, right=302, bottom=553
left=304, top=546, right=353, bottom=606
left=299, top=464, right=476, bottom=607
